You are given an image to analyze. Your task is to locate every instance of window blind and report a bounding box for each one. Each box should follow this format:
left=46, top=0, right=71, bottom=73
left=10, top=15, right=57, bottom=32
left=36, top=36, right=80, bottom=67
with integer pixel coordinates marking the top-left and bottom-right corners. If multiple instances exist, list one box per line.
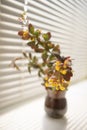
left=0, top=0, right=24, bottom=111
left=0, top=0, right=87, bottom=112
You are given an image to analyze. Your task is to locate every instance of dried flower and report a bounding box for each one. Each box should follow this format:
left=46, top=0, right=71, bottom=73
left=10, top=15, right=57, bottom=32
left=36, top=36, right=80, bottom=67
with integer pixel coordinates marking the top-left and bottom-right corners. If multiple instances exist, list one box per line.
left=12, top=12, right=73, bottom=91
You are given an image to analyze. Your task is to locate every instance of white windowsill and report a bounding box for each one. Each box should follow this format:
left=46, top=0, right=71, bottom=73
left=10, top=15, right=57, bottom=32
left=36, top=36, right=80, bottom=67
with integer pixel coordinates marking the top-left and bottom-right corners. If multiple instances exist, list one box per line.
left=1, top=80, right=87, bottom=130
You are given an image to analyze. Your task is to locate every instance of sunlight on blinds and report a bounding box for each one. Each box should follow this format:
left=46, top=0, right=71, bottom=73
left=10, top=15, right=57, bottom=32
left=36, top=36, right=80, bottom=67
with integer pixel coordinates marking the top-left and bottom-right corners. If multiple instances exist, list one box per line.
left=0, top=0, right=44, bottom=111
left=0, top=0, right=87, bottom=112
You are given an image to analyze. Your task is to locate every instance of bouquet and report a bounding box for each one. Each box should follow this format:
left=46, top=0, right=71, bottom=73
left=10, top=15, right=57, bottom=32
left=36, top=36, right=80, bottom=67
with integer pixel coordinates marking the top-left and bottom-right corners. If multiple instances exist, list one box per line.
left=12, top=12, right=73, bottom=91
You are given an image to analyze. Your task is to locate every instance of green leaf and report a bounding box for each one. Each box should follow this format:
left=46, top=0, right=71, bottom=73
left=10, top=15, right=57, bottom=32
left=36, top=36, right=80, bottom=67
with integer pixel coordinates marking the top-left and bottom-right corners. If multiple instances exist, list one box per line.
left=27, top=41, right=36, bottom=50
left=52, top=45, right=60, bottom=54
left=33, top=56, right=38, bottom=63
left=42, top=51, right=48, bottom=61
left=32, top=56, right=40, bottom=68
left=47, top=42, right=54, bottom=49
left=42, top=32, right=51, bottom=41
left=34, top=29, right=41, bottom=37
left=47, top=63, right=52, bottom=67
left=52, top=87, right=56, bottom=91
left=14, top=63, right=20, bottom=71
left=49, top=54, right=55, bottom=61
left=38, top=70, right=41, bottom=77
left=29, top=53, right=32, bottom=59
left=27, top=41, right=35, bottom=46
left=28, top=64, right=31, bottom=73
left=29, top=24, right=34, bottom=34
left=42, top=62, right=45, bottom=66
left=22, top=52, right=28, bottom=58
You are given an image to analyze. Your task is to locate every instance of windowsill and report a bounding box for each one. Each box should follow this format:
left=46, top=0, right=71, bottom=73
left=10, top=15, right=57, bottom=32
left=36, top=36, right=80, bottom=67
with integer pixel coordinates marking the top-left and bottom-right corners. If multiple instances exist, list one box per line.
left=1, top=80, right=87, bottom=130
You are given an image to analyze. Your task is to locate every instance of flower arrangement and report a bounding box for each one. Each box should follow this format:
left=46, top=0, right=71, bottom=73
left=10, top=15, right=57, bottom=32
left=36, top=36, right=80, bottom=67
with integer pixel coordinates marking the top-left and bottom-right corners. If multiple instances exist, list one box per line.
left=12, top=12, right=73, bottom=91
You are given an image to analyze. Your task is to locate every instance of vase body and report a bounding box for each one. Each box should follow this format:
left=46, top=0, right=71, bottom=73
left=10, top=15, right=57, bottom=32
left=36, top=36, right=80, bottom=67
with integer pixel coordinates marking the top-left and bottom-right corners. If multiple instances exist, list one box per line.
left=45, top=89, right=67, bottom=118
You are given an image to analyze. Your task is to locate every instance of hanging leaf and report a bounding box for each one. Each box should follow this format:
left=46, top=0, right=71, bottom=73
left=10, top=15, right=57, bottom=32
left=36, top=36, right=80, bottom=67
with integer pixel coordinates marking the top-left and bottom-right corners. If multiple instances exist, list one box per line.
left=38, top=68, right=44, bottom=77
left=14, top=63, right=20, bottom=71
left=33, top=56, right=38, bottom=63
left=28, top=24, right=34, bottom=34
left=29, top=52, right=32, bottom=59
left=28, top=63, right=31, bottom=73
left=38, top=70, right=41, bottom=77
left=28, top=66, right=31, bottom=73
left=42, top=32, right=51, bottom=41
left=22, top=52, right=28, bottom=58
left=32, top=56, right=40, bottom=68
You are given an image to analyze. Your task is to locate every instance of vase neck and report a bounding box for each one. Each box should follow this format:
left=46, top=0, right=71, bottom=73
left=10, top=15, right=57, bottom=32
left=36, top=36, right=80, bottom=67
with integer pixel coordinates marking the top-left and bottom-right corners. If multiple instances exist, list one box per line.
left=47, top=89, right=66, bottom=99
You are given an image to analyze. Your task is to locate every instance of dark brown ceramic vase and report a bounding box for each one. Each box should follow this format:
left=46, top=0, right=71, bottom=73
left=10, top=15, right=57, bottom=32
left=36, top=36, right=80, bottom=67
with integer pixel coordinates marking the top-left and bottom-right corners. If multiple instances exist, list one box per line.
left=45, top=89, right=67, bottom=118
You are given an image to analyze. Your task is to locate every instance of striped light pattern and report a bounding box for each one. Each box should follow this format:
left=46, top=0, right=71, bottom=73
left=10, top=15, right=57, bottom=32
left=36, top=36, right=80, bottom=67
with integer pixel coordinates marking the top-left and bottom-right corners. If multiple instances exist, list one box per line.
left=0, top=0, right=87, bottom=111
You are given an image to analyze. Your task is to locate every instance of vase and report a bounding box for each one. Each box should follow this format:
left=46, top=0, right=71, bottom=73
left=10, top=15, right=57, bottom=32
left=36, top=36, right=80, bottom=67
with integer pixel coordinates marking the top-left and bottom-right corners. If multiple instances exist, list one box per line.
left=45, top=89, right=67, bottom=118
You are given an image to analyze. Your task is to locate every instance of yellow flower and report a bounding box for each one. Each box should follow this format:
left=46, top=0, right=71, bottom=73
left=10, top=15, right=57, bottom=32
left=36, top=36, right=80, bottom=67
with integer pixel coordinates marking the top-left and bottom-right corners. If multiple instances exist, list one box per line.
left=63, top=64, right=67, bottom=69
left=22, top=30, right=30, bottom=40
left=55, top=61, right=61, bottom=71
left=60, top=86, right=65, bottom=91
left=52, top=82, right=58, bottom=87
left=44, top=76, right=67, bottom=91
left=45, top=77, right=59, bottom=88
left=45, top=82, right=49, bottom=87
left=49, top=78, right=54, bottom=83
left=44, top=77, right=48, bottom=81
left=60, top=69, right=67, bottom=75
left=23, top=31, right=28, bottom=36
left=56, top=86, right=59, bottom=90
left=48, top=77, right=58, bottom=87
left=59, top=84, right=65, bottom=91
left=62, top=78, right=65, bottom=82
